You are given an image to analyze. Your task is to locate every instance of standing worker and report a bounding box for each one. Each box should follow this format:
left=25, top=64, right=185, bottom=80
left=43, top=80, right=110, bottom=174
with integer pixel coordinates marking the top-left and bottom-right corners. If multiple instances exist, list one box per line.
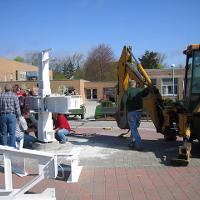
left=121, top=80, right=145, bottom=151
left=0, top=83, right=21, bottom=147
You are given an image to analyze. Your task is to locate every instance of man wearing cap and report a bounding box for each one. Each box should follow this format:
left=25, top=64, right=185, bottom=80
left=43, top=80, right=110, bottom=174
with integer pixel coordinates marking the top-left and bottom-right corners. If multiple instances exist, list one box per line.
left=0, top=83, right=21, bottom=147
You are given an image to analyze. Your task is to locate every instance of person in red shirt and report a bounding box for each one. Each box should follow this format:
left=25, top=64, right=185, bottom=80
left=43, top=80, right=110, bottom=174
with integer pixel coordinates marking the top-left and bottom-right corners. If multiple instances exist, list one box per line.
left=52, top=113, right=71, bottom=144
left=16, top=87, right=24, bottom=97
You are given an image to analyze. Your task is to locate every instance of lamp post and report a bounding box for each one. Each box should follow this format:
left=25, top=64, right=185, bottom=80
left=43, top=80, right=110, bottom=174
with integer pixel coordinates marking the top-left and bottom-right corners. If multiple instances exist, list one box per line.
left=171, top=64, right=175, bottom=99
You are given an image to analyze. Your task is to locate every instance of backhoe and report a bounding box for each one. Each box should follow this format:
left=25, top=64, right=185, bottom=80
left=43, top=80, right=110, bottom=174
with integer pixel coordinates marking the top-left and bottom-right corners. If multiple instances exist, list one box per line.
left=115, top=44, right=200, bottom=165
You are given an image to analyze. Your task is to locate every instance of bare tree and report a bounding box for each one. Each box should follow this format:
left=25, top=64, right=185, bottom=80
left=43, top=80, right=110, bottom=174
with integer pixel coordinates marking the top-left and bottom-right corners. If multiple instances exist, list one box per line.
left=84, top=44, right=115, bottom=81
left=70, top=53, right=84, bottom=69
left=24, top=51, right=40, bottom=67
left=157, top=53, right=167, bottom=68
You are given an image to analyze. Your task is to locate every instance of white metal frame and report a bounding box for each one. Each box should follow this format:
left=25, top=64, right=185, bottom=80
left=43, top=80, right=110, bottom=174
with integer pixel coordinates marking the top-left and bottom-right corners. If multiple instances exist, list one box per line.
left=0, top=145, right=82, bottom=199
left=57, top=147, right=82, bottom=183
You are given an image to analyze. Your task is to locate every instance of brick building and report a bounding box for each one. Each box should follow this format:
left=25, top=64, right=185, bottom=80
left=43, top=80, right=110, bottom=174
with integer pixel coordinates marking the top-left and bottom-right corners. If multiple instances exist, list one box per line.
left=0, top=57, right=36, bottom=81
left=0, top=57, right=185, bottom=103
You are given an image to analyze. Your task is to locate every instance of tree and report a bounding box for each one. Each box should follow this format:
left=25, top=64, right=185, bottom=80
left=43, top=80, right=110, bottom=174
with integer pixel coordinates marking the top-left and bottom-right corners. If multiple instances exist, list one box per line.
left=70, top=53, right=84, bottom=69
left=157, top=53, right=167, bottom=68
left=14, top=56, right=24, bottom=63
left=104, top=61, right=117, bottom=81
left=67, top=53, right=85, bottom=79
left=53, top=71, right=66, bottom=80
left=84, top=44, right=115, bottom=81
left=73, top=67, right=85, bottom=79
left=139, top=51, right=166, bottom=69
left=50, top=52, right=85, bottom=80
left=63, top=60, right=75, bottom=79
left=24, top=51, right=40, bottom=67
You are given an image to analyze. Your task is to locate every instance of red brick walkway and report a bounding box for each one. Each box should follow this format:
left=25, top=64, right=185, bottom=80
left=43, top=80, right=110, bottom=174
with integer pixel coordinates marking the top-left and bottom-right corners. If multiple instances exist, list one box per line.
left=1, top=166, right=200, bottom=200
left=1, top=126, right=200, bottom=200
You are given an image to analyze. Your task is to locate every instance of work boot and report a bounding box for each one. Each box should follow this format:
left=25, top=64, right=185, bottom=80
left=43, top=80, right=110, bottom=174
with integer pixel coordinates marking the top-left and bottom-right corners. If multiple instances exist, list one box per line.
left=59, top=140, right=66, bottom=144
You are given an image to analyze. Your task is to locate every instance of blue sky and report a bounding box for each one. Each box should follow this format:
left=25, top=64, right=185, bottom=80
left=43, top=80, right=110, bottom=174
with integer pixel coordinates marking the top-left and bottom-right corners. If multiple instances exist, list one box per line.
left=0, top=0, right=199, bottom=66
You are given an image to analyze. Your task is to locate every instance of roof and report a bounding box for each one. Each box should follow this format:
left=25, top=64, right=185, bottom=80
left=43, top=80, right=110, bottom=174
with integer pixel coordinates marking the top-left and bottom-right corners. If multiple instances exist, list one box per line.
left=0, top=57, right=38, bottom=72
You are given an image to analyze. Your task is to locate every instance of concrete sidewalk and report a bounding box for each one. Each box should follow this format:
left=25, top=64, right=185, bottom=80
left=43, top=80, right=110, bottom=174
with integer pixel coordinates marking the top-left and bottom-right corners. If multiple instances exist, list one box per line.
left=0, top=125, right=200, bottom=200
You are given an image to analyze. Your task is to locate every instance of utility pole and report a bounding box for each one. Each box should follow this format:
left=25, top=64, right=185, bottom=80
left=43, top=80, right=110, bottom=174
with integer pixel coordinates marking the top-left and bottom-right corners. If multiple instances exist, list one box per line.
left=171, top=64, right=175, bottom=100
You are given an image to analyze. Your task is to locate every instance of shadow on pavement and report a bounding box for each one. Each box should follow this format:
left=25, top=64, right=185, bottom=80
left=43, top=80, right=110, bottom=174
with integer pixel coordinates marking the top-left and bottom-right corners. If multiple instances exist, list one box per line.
left=68, top=133, right=184, bottom=166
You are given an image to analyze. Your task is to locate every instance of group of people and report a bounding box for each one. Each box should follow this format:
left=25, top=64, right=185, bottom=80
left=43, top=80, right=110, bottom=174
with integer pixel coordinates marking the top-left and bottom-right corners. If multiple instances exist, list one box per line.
left=0, top=83, right=71, bottom=149
left=0, top=80, right=145, bottom=151
left=14, top=83, right=39, bottom=97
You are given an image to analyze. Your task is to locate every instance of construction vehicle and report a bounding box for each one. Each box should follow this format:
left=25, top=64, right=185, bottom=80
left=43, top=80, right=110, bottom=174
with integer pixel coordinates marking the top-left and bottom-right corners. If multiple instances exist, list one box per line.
left=115, top=44, right=200, bottom=165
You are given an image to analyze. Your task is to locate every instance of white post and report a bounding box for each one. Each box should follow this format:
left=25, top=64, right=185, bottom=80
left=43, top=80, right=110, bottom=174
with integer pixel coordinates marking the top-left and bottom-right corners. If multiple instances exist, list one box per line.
left=37, top=49, right=55, bottom=142
left=38, top=49, right=52, bottom=98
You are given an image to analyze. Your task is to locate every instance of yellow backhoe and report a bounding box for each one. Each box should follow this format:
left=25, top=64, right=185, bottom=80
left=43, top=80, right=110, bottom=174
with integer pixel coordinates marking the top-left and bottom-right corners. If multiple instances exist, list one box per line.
left=115, top=44, right=200, bottom=165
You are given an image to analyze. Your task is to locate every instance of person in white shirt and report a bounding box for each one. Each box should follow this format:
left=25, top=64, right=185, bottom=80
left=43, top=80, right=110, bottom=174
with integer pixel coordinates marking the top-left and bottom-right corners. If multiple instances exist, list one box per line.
left=15, top=108, right=36, bottom=149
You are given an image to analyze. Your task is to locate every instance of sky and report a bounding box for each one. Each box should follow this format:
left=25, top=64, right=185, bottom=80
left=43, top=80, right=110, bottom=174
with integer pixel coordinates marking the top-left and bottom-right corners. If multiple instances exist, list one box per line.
left=0, top=0, right=199, bottom=67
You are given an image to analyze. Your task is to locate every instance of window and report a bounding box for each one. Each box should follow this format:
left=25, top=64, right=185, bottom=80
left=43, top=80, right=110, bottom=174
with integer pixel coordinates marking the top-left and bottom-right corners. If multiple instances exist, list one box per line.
left=162, top=78, right=178, bottom=96
left=192, top=51, right=200, bottom=93
left=185, top=57, right=192, bottom=97
left=26, top=71, right=38, bottom=80
left=16, top=71, right=27, bottom=81
left=20, top=72, right=27, bottom=80
left=151, top=78, right=157, bottom=87
left=10, top=73, right=13, bottom=81
left=86, top=89, right=97, bottom=99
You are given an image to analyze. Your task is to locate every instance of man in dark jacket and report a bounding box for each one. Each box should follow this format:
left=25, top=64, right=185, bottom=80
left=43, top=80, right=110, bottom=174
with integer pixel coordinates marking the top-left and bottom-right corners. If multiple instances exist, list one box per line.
left=121, top=80, right=144, bottom=150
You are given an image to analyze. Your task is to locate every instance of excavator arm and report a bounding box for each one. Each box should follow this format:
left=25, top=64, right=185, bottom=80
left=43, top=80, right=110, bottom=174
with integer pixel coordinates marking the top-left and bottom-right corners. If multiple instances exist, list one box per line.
left=116, top=46, right=166, bottom=133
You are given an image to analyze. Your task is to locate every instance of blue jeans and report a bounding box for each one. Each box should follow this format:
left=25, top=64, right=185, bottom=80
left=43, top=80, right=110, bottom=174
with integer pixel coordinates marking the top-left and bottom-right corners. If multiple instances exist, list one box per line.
left=127, top=111, right=142, bottom=146
left=55, top=128, right=69, bottom=142
left=0, top=114, right=16, bottom=147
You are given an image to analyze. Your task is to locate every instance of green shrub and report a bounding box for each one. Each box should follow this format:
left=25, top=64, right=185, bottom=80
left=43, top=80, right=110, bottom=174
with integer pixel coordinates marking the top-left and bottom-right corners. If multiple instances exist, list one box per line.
left=163, top=98, right=174, bottom=106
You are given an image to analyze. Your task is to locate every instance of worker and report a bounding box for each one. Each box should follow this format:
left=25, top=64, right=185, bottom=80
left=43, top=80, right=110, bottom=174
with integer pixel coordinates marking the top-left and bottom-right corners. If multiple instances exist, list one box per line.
left=121, top=80, right=145, bottom=151
left=52, top=113, right=71, bottom=144
left=32, top=83, right=39, bottom=96
left=15, top=108, right=37, bottom=149
left=0, top=83, right=21, bottom=147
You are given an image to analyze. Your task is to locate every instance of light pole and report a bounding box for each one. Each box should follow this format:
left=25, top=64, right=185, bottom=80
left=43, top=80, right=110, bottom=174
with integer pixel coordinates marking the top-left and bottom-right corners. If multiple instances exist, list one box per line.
left=171, top=64, right=175, bottom=99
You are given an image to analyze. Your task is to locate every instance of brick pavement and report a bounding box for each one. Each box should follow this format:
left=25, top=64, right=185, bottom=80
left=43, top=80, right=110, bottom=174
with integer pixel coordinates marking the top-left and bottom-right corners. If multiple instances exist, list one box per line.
left=1, top=126, right=200, bottom=200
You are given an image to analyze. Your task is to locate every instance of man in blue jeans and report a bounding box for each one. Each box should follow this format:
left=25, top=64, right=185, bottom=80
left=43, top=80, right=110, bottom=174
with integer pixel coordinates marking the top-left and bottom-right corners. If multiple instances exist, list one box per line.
left=121, top=80, right=144, bottom=151
left=0, top=83, right=21, bottom=147
left=52, top=113, right=71, bottom=144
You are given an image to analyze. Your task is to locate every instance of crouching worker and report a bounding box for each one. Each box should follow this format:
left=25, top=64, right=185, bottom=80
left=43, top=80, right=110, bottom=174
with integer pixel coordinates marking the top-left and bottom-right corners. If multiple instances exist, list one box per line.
left=15, top=108, right=37, bottom=149
left=52, top=113, right=71, bottom=144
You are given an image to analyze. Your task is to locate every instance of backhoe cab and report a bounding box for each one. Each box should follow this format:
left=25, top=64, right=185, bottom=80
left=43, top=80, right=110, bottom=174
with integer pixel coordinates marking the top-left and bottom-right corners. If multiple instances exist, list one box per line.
left=115, top=44, right=200, bottom=165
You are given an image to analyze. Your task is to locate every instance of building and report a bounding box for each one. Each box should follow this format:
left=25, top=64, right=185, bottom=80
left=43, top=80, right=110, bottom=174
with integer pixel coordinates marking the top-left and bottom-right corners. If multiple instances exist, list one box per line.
left=0, top=57, right=53, bottom=81
left=146, top=68, right=185, bottom=100
left=0, top=57, right=185, bottom=103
